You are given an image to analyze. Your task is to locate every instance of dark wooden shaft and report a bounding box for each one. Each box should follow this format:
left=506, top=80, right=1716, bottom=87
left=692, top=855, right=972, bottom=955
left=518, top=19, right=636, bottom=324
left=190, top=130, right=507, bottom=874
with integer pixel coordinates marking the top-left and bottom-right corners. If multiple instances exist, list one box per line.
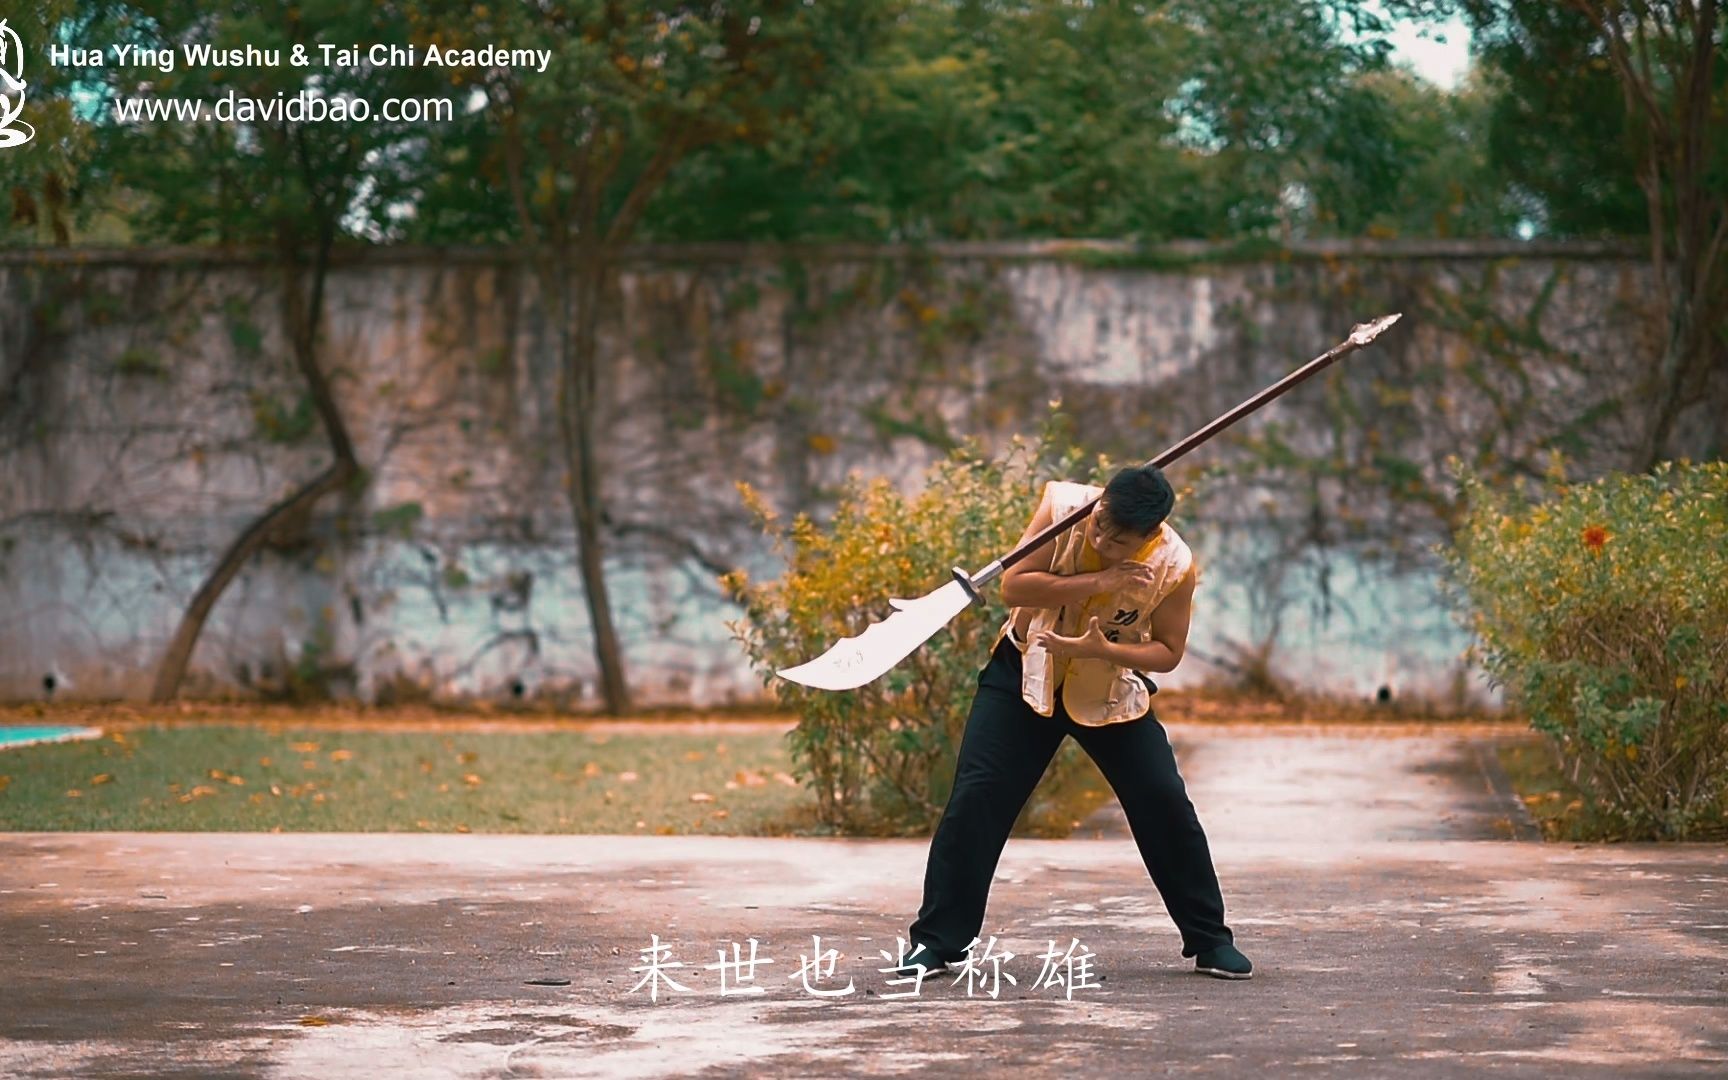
left=985, top=335, right=1368, bottom=579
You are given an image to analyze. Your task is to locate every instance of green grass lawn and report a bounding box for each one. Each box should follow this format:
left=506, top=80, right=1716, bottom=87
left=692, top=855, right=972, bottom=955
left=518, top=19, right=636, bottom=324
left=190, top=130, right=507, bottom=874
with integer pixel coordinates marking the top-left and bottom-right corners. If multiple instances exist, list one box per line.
left=0, top=721, right=1116, bottom=837
left=0, top=725, right=823, bottom=835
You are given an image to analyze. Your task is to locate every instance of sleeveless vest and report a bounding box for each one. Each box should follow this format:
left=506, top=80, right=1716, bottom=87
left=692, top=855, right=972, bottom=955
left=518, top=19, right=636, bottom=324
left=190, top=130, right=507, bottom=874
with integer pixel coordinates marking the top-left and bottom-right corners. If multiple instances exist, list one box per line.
left=1000, top=481, right=1194, bottom=726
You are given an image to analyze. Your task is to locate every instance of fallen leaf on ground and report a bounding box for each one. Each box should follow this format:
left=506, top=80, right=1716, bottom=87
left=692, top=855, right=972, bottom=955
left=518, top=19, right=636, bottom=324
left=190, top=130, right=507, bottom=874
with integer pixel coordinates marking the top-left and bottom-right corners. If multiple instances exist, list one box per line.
left=455, top=824, right=471, bottom=833
left=91, top=774, right=114, bottom=785
left=582, top=762, right=602, bottom=778
left=289, top=742, right=319, bottom=754
left=463, top=774, right=483, bottom=786
left=689, top=792, right=714, bottom=803
left=297, top=1016, right=330, bottom=1027
left=619, top=771, right=639, bottom=783
left=329, top=750, right=353, bottom=762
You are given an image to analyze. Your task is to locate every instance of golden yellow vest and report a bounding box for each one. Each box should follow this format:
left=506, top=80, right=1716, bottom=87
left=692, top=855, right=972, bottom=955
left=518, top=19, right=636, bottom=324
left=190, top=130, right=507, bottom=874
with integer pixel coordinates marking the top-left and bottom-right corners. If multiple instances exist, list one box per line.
left=1001, top=481, right=1194, bottom=725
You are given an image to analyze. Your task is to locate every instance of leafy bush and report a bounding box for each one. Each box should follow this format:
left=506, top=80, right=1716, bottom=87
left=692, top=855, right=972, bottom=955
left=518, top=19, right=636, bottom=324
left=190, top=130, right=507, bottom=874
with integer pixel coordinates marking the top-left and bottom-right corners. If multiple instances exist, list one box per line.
left=1448, top=461, right=1728, bottom=839
left=725, top=419, right=1110, bottom=834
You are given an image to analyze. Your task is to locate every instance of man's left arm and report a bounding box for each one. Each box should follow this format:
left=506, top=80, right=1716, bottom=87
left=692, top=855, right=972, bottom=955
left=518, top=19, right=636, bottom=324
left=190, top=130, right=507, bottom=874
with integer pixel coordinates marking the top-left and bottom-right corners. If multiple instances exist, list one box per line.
left=1032, top=568, right=1195, bottom=674
left=1104, top=568, right=1194, bottom=673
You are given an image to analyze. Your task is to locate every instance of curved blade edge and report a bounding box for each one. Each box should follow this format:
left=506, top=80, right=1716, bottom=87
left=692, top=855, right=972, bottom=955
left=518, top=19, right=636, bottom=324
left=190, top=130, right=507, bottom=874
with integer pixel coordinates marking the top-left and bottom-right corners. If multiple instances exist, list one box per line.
left=776, top=580, right=975, bottom=691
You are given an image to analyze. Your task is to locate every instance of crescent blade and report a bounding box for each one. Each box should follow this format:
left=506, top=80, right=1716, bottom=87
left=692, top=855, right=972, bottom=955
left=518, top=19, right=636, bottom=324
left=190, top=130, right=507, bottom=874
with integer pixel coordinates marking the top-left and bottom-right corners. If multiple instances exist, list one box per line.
left=776, top=579, right=976, bottom=691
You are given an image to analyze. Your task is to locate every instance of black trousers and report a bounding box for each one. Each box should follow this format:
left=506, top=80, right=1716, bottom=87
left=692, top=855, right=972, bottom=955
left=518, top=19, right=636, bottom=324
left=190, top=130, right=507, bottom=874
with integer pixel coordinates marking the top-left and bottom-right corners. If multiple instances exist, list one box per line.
left=909, top=637, right=1234, bottom=962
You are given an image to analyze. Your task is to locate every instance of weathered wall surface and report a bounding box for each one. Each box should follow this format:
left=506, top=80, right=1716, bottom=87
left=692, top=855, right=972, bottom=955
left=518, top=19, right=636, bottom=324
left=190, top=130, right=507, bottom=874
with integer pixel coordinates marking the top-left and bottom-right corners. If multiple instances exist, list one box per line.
left=0, top=240, right=1679, bottom=708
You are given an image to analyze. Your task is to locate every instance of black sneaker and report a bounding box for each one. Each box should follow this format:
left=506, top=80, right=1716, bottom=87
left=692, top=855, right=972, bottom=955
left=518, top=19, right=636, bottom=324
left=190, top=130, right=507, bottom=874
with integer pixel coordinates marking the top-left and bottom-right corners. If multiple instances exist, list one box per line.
left=893, top=942, right=949, bottom=978
left=1193, top=944, right=1253, bottom=980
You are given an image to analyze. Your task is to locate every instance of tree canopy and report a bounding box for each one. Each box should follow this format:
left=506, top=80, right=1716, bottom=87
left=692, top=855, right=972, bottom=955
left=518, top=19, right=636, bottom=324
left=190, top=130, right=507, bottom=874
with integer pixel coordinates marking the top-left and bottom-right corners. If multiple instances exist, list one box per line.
left=14, top=0, right=1704, bottom=249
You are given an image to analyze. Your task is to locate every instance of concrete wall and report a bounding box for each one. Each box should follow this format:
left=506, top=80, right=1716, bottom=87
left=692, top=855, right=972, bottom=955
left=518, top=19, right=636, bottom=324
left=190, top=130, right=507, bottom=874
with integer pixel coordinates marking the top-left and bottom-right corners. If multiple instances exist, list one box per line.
left=0, top=240, right=1676, bottom=708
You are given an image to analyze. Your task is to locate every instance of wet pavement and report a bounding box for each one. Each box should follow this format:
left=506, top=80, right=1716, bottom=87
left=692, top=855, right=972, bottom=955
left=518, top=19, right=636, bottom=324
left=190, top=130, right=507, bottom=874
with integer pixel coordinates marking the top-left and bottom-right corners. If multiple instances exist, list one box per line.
left=2, top=723, right=1725, bottom=1078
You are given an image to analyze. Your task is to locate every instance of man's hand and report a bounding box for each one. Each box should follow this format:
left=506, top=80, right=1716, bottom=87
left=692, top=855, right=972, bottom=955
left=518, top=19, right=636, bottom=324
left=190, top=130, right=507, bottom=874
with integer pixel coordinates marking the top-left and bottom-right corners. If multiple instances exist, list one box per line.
left=1030, top=616, right=1111, bottom=660
left=1094, top=560, right=1156, bottom=595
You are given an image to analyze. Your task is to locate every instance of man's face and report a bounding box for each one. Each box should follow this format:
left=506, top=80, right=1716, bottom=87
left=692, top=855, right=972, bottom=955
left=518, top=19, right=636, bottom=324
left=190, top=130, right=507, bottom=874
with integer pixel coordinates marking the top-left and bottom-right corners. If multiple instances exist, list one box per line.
left=1085, top=504, right=1152, bottom=566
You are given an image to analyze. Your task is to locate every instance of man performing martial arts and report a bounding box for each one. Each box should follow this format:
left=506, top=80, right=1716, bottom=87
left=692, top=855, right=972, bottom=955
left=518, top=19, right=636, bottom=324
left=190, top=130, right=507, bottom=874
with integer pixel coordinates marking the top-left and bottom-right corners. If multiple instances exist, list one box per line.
left=896, top=464, right=1254, bottom=981
left=778, top=315, right=1402, bottom=985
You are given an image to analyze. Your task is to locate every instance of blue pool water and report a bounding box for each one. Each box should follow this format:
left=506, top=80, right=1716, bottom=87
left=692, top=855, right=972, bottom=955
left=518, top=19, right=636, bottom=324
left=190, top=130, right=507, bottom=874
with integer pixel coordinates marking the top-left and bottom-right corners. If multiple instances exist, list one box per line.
left=0, top=725, right=103, bottom=749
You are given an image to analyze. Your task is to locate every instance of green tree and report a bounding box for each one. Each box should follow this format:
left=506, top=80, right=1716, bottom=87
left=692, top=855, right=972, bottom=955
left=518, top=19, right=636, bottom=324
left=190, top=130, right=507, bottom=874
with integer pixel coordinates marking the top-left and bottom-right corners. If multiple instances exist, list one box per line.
left=648, top=0, right=1509, bottom=243
left=406, top=0, right=892, bottom=713
left=0, top=1, right=96, bottom=246
left=61, top=1, right=457, bottom=699
left=1291, top=68, right=1518, bottom=238
left=1459, top=3, right=1647, bottom=235
left=1448, top=0, right=1727, bottom=464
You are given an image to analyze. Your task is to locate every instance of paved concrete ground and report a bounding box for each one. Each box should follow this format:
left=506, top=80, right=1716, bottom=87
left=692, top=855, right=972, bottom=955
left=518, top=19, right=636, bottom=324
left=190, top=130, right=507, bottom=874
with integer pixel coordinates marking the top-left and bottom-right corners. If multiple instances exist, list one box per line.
left=1081, top=722, right=1540, bottom=842
left=2, top=723, right=1725, bottom=1078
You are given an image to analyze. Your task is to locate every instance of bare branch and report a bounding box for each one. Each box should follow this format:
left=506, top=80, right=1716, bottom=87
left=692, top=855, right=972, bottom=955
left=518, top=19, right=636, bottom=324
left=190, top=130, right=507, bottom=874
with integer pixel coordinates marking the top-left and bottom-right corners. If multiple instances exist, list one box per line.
left=611, top=518, right=738, bottom=580
left=604, top=128, right=695, bottom=247
left=1569, top=0, right=1670, bottom=135
left=499, top=82, right=544, bottom=257
left=149, top=459, right=355, bottom=701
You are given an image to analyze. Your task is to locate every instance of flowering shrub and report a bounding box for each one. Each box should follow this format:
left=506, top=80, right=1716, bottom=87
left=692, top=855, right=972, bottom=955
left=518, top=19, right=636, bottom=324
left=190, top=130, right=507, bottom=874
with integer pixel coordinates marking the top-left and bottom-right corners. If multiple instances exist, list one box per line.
left=725, top=420, right=1109, bottom=833
left=1448, top=461, right=1728, bottom=839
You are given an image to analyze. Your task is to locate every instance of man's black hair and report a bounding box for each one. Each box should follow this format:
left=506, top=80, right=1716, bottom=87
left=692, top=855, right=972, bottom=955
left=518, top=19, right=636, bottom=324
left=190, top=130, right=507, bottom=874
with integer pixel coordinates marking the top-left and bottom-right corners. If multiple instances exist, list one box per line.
left=1100, top=464, right=1175, bottom=535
